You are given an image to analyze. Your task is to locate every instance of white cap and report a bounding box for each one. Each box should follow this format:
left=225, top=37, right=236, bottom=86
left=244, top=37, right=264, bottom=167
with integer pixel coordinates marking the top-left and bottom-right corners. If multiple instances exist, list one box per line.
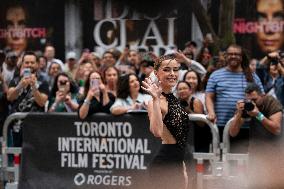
left=164, top=49, right=176, bottom=55
left=91, top=52, right=101, bottom=59
left=66, top=51, right=77, bottom=60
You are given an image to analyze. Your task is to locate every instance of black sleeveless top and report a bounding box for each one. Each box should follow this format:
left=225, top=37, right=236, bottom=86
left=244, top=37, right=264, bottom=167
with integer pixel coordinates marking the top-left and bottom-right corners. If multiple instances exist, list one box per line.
left=162, top=92, right=190, bottom=149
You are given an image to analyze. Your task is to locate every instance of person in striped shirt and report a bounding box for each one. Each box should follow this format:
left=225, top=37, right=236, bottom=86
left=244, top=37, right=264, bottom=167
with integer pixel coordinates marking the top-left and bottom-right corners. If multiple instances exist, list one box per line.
left=205, top=44, right=264, bottom=132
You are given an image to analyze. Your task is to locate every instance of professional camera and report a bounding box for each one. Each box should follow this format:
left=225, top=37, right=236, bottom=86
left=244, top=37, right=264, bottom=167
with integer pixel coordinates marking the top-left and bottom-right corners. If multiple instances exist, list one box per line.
left=242, top=100, right=255, bottom=118
left=244, top=100, right=254, bottom=111
left=268, top=51, right=284, bottom=65
left=269, top=57, right=279, bottom=65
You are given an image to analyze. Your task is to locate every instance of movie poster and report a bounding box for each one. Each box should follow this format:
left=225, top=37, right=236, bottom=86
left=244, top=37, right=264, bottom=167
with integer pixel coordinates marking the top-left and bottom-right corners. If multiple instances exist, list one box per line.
left=234, top=0, right=284, bottom=59
left=82, top=0, right=191, bottom=56
left=0, top=0, right=65, bottom=58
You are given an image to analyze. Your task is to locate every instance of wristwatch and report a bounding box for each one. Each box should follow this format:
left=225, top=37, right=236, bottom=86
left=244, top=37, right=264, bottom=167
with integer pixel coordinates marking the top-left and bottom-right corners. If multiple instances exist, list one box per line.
left=83, top=99, right=91, bottom=105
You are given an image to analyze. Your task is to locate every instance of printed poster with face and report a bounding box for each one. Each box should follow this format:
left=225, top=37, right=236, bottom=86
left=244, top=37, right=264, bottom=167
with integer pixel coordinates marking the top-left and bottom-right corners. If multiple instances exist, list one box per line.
left=234, top=0, right=284, bottom=58
left=0, top=0, right=65, bottom=58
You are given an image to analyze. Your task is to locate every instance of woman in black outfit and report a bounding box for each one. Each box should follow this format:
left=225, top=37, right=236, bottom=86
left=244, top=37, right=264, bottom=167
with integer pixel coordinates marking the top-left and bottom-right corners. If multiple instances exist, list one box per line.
left=78, top=71, right=115, bottom=119
left=142, top=54, right=191, bottom=189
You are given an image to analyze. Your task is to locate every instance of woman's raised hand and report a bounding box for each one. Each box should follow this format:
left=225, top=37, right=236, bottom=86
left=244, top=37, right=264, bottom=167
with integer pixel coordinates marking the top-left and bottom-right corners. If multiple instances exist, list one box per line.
left=141, top=77, right=161, bottom=99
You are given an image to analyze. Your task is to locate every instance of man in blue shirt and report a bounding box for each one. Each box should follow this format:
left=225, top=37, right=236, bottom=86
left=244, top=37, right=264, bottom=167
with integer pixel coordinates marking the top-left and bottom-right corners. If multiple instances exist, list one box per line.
left=206, top=44, right=264, bottom=129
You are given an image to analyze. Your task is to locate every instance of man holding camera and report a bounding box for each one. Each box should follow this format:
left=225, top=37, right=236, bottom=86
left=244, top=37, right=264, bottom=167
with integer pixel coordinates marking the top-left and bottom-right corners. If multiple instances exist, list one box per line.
left=229, top=83, right=283, bottom=189
left=257, top=51, right=284, bottom=106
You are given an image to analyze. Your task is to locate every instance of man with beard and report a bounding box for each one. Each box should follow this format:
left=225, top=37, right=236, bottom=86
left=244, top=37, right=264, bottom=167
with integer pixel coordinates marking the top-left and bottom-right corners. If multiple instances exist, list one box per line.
left=205, top=44, right=264, bottom=147
left=7, top=51, right=49, bottom=146
left=7, top=51, right=49, bottom=112
left=229, top=83, right=283, bottom=188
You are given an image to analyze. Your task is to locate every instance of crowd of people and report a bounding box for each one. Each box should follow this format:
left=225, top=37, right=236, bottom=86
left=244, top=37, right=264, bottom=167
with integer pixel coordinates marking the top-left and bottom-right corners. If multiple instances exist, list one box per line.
left=0, top=37, right=284, bottom=188
left=0, top=37, right=283, bottom=140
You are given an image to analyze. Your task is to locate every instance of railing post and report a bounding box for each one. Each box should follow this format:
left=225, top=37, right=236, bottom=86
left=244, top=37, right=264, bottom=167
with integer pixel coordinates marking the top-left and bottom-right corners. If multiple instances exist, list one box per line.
left=1, top=112, right=28, bottom=186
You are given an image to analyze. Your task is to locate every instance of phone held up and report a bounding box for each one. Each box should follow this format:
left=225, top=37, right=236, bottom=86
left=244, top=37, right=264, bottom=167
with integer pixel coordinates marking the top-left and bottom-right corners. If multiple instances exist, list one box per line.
left=90, top=79, right=100, bottom=91
left=59, top=80, right=67, bottom=93
left=23, top=68, right=31, bottom=78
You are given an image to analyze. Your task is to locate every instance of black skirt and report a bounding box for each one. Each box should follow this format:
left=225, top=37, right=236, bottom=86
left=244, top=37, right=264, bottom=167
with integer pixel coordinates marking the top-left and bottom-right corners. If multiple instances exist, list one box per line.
left=148, top=144, right=185, bottom=189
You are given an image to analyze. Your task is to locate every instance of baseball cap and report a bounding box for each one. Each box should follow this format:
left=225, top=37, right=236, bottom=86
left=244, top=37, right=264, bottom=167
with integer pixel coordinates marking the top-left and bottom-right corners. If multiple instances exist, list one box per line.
left=66, top=51, right=77, bottom=60
left=6, top=51, right=18, bottom=59
left=91, top=52, right=101, bottom=59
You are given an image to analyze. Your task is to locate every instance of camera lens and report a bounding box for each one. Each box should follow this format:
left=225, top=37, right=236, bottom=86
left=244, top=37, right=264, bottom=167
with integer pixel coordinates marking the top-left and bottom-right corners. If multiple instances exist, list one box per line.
left=244, top=100, right=254, bottom=111
left=270, top=60, right=279, bottom=65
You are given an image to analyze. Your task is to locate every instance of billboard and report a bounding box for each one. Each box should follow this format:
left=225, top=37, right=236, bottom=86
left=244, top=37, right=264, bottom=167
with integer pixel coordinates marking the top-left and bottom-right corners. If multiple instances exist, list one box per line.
left=234, top=0, right=284, bottom=58
left=0, top=0, right=65, bottom=58
left=82, top=0, right=191, bottom=56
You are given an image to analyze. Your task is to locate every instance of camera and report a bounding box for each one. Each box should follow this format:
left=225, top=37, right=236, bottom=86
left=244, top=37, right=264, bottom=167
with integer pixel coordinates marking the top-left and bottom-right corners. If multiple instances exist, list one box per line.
left=270, top=58, right=279, bottom=66
left=268, top=52, right=284, bottom=65
left=242, top=100, right=255, bottom=118
left=244, top=100, right=255, bottom=111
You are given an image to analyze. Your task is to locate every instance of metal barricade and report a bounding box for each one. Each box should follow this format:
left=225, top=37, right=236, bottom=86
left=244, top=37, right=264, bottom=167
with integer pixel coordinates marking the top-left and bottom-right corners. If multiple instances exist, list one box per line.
left=189, top=114, right=221, bottom=189
left=222, top=118, right=249, bottom=188
left=1, top=112, right=28, bottom=189
left=191, top=115, right=249, bottom=189
left=0, top=113, right=250, bottom=189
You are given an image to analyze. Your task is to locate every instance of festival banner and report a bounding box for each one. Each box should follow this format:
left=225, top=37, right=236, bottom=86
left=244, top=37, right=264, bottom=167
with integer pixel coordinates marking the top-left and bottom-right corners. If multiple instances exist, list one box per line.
left=19, top=113, right=160, bottom=189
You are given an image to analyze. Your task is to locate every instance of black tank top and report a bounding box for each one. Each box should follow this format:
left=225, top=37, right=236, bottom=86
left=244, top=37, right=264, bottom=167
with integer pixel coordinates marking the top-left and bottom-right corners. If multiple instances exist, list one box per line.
left=162, top=92, right=190, bottom=149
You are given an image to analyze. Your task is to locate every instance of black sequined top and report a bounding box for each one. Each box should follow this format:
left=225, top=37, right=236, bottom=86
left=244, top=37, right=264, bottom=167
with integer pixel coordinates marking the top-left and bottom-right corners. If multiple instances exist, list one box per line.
left=162, top=92, right=190, bottom=149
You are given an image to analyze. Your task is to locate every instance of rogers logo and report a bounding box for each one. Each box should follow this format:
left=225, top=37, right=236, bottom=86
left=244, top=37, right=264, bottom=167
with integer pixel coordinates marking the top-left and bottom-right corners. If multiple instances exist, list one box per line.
left=73, top=173, right=131, bottom=186
left=74, top=173, right=86, bottom=186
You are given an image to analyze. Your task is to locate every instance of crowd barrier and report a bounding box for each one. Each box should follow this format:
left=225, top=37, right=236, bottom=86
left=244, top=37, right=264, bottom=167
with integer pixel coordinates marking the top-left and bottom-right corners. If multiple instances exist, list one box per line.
left=193, top=117, right=249, bottom=189
left=4, top=112, right=279, bottom=189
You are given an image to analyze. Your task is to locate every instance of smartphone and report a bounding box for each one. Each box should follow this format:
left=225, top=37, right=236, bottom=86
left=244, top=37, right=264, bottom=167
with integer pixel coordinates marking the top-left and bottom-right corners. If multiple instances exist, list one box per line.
left=58, top=80, right=67, bottom=93
left=23, top=68, right=31, bottom=78
left=58, top=86, right=66, bottom=93
left=90, top=79, right=100, bottom=90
